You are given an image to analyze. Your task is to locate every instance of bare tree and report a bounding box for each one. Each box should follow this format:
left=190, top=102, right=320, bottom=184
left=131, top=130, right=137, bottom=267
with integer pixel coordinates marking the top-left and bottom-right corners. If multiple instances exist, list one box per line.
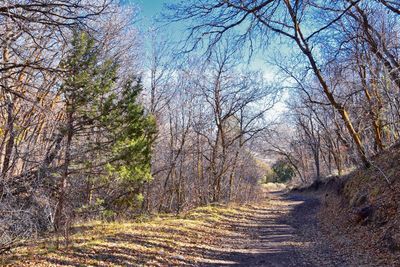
left=166, top=0, right=373, bottom=167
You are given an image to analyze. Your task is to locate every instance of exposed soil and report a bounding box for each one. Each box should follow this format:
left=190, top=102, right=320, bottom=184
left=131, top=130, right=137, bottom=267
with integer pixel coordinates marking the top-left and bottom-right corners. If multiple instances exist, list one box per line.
left=3, top=189, right=383, bottom=266
left=198, top=190, right=348, bottom=267
left=297, top=144, right=400, bottom=267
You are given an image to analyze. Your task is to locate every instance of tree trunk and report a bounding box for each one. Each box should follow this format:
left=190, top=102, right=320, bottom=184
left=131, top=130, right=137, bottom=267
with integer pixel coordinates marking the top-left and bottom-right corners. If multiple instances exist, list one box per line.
left=2, top=94, right=15, bottom=176
left=284, top=0, right=371, bottom=168
left=54, top=104, right=73, bottom=232
left=1, top=31, right=14, bottom=177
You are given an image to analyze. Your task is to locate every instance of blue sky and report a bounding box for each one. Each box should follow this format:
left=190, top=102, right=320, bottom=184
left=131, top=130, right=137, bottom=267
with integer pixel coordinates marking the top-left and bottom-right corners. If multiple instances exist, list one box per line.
left=128, top=1, right=282, bottom=78
left=129, top=0, right=282, bottom=83
left=126, top=0, right=287, bottom=114
left=136, top=0, right=167, bottom=19
left=121, top=0, right=174, bottom=27
left=121, top=0, right=186, bottom=43
left=127, top=1, right=284, bottom=76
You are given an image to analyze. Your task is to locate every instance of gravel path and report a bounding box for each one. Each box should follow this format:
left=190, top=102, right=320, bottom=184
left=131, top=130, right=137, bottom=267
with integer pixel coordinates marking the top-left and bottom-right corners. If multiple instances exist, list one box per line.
left=201, top=191, right=348, bottom=266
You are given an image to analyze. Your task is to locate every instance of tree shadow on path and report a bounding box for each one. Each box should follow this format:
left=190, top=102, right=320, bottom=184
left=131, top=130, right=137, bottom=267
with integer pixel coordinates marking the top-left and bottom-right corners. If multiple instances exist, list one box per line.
left=3, top=191, right=348, bottom=267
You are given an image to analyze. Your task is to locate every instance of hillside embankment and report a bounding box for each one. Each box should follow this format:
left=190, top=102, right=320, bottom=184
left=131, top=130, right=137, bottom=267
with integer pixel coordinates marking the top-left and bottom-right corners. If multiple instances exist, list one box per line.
left=293, top=144, right=400, bottom=266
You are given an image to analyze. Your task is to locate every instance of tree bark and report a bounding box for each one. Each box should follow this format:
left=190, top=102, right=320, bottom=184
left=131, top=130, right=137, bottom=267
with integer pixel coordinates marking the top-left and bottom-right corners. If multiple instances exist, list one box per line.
left=54, top=103, right=73, bottom=231
left=283, top=0, right=370, bottom=168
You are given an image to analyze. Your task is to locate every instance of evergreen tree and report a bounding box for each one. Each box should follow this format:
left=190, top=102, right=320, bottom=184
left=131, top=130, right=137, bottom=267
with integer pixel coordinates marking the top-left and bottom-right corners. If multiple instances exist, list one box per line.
left=101, top=79, right=156, bottom=212
left=54, top=31, right=118, bottom=229
left=55, top=31, right=156, bottom=225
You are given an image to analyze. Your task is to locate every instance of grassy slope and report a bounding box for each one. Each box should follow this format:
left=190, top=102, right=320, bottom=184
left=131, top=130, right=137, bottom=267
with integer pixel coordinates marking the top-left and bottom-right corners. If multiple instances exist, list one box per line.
left=1, top=203, right=261, bottom=266
left=319, top=144, right=400, bottom=266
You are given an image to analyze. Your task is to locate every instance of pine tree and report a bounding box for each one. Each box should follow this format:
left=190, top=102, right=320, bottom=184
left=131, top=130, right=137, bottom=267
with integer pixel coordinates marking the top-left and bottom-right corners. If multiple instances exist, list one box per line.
left=54, top=30, right=156, bottom=227
left=54, top=30, right=117, bottom=230
left=101, top=79, right=156, bottom=213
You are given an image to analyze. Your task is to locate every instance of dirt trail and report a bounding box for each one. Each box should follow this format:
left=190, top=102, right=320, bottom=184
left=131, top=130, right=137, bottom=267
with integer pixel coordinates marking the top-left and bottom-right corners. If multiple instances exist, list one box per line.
left=203, top=191, right=347, bottom=267
left=3, top=190, right=352, bottom=266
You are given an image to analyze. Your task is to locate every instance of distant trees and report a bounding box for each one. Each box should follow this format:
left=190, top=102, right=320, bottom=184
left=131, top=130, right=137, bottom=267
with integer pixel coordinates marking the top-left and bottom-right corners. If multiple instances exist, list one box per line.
left=167, top=0, right=400, bottom=183
left=145, top=42, right=277, bottom=212
left=167, top=0, right=373, bottom=167
left=271, top=159, right=295, bottom=183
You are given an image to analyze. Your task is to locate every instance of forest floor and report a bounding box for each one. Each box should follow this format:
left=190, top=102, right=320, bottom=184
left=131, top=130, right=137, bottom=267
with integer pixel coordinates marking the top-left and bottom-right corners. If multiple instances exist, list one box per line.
left=2, top=187, right=379, bottom=266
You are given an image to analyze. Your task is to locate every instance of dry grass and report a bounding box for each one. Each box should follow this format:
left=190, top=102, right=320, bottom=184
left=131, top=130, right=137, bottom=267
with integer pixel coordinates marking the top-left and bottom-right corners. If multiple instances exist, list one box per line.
left=0, top=203, right=260, bottom=266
